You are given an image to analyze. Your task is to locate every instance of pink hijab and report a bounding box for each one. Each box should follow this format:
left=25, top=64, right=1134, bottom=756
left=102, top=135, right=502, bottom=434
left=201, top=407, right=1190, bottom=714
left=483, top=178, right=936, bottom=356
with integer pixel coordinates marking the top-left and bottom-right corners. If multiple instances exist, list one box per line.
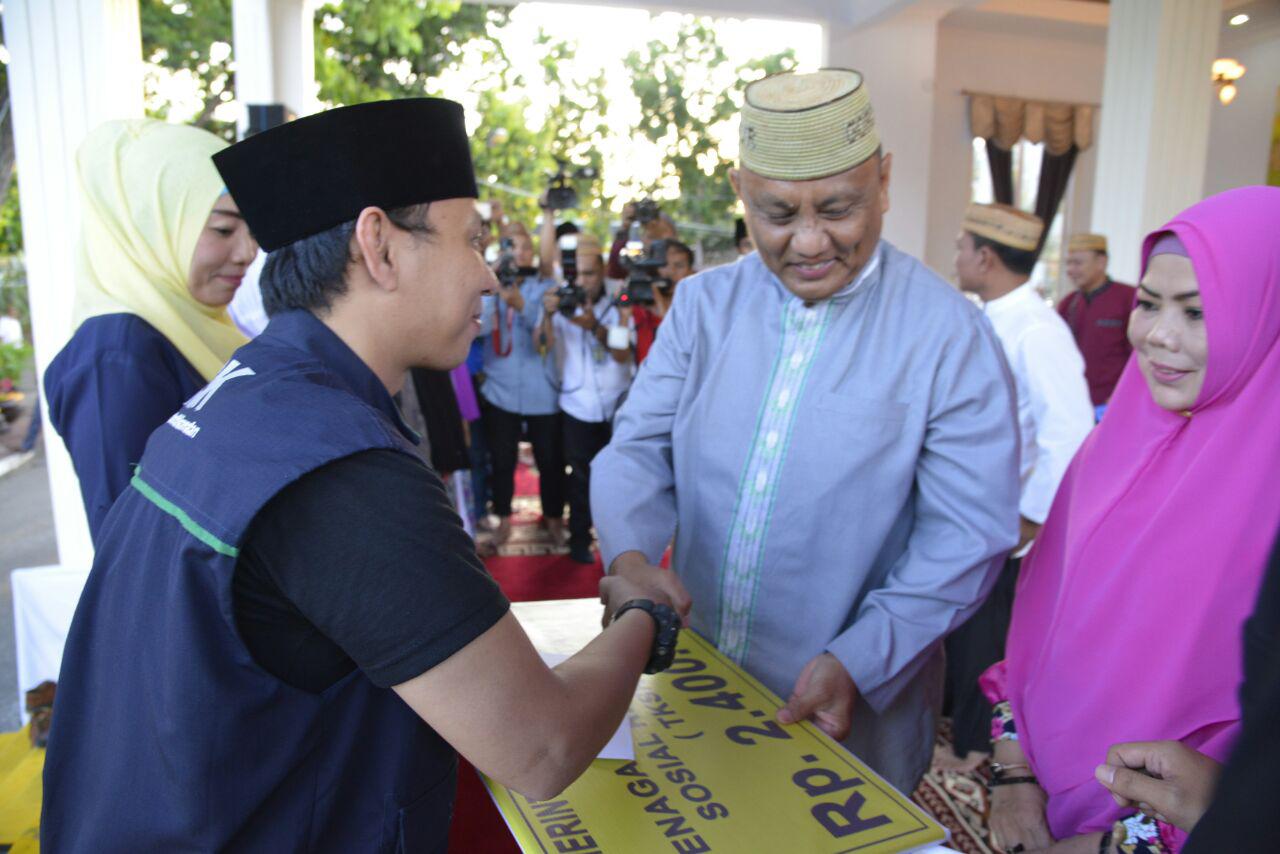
left=1004, top=186, right=1280, bottom=840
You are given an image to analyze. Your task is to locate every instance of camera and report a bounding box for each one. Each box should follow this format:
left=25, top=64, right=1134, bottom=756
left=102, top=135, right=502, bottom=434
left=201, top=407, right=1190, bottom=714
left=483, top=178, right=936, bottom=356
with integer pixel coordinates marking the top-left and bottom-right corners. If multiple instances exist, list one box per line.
left=556, top=234, right=588, bottom=317
left=618, top=236, right=670, bottom=308
left=495, top=236, right=537, bottom=289
left=495, top=237, right=520, bottom=288
left=633, top=198, right=660, bottom=225
left=545, top=159, right=599, bottom=211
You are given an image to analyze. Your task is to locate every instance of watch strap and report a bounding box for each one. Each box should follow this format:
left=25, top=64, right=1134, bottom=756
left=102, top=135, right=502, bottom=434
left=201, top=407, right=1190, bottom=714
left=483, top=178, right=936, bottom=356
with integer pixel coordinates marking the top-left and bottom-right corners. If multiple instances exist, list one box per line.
left=612, top=599, right=680, bottom=674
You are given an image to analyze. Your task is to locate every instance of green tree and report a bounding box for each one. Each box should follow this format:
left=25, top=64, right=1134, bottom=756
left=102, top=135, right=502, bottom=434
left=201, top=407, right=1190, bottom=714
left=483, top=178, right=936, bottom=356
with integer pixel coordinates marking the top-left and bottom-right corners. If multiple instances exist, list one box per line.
left=468, top=32, right=612, bottom=240
left=624, top=18, right=796, bottom=244
left=0, top=15, right=22, bottom=257
left=313, top=0, right=508, bottom=105
left=312, top=3, right=609, bottom=239
left=141, top=0, right=237, bottom=140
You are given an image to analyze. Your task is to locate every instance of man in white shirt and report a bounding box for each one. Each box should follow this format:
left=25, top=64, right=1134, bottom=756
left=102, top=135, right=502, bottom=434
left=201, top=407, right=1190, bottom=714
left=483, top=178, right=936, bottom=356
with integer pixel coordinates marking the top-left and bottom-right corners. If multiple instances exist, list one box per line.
left=0, top=306, right=23, bottom=347
left=945, top=202, right=1094, bottom=764
left=539, top=234, right=634, bottom=563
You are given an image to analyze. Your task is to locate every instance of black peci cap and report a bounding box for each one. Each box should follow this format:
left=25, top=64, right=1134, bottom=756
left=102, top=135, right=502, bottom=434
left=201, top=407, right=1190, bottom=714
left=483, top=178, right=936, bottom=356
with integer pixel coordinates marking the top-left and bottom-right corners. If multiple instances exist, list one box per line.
left=213, top=98, right=478, bottom=251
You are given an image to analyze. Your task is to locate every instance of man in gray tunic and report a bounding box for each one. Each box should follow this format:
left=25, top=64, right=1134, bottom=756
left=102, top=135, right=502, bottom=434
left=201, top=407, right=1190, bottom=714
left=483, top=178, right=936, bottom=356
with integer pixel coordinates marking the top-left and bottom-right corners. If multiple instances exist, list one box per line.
left=591, top=68, right=1020, bottom=793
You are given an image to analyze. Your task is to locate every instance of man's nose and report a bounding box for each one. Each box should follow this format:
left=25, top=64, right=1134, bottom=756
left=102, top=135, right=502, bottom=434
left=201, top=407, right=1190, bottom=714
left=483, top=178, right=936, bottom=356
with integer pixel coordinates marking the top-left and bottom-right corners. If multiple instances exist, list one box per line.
left=791, top=222, right=833, bottom=257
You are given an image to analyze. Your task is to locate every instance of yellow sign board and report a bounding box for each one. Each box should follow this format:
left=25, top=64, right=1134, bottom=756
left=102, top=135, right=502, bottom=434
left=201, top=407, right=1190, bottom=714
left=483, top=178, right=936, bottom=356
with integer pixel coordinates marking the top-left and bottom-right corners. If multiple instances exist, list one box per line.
left=483, top=630, right=946, bottom=853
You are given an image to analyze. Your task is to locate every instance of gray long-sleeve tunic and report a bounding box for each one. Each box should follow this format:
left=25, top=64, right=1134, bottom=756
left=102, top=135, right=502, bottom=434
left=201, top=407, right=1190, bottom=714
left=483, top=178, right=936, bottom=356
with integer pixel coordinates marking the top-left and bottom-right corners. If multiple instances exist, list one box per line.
left=591, top=243, right=1020, bottom=791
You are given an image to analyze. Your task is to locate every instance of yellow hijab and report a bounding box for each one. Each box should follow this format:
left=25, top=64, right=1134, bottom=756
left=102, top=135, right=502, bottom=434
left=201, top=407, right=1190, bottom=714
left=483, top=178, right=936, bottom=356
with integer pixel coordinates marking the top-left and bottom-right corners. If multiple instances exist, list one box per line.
left=74, top=119, right=247, bottom=381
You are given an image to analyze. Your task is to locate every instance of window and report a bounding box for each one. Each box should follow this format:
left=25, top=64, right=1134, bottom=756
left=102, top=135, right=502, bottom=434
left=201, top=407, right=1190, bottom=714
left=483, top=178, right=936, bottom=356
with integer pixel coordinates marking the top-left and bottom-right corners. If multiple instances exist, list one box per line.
left=971, top=138, right=1072, bottom=302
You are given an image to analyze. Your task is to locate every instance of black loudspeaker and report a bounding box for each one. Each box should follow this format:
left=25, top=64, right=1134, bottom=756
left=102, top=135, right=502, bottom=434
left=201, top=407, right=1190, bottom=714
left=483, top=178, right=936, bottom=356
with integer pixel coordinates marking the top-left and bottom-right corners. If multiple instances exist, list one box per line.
left=245, top=103, right=295, bottom=137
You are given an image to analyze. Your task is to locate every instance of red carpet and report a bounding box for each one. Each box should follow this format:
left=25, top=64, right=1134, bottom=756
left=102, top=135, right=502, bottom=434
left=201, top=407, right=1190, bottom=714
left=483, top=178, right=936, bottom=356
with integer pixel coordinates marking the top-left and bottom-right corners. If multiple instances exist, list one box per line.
left=448, top=457, right=601, bottom=854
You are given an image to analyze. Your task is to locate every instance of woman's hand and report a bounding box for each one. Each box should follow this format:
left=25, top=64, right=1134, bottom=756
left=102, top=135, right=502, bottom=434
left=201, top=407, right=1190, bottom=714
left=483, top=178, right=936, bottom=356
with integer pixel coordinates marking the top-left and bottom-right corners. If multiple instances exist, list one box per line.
left=989, top=780, right=1054, bottom=852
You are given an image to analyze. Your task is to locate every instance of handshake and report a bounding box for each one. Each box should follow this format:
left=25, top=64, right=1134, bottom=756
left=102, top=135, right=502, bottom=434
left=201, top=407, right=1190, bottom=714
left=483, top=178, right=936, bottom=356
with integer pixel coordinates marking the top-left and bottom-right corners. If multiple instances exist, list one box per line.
left=598, top=551, right=692, bottom=629
left=597, top=551, right=860, bottom=743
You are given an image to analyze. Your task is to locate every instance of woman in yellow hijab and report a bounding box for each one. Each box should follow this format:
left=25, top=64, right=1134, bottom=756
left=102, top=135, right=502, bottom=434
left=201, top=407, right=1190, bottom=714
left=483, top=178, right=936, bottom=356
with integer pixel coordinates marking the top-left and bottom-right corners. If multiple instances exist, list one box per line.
left=45, top=119, right=257, bottom=544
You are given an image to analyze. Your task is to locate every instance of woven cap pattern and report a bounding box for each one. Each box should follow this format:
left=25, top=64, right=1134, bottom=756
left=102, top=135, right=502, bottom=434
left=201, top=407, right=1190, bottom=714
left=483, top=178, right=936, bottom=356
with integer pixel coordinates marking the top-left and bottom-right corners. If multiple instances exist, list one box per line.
left=964, top=203, right=1044, bottom=252
left=740, top=69, right=879, bottom=181
left=1068, top=233, right=1108, bottom=253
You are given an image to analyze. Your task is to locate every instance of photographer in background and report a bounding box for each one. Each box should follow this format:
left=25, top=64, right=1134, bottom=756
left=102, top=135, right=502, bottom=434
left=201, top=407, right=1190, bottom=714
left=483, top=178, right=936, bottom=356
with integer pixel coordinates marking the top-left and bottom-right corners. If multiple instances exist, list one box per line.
left=623, top=239, right=695, bottom=366
left=537, top=222, right=633, bottom=564
left=478, top=220, right=566, bottom=547
left=607, top=199, right=677, bottom=282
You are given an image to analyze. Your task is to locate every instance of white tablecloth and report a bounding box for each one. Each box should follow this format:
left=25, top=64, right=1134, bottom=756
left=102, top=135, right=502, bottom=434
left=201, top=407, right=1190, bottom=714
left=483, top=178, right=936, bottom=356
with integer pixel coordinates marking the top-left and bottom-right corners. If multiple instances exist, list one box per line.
left=11, top=564, right=90, bottom=722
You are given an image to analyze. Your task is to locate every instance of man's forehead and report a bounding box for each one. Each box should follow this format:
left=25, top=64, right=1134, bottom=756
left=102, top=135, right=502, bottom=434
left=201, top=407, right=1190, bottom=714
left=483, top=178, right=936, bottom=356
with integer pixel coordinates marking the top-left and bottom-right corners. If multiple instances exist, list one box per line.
left=741, top=158, right=877, bottom=202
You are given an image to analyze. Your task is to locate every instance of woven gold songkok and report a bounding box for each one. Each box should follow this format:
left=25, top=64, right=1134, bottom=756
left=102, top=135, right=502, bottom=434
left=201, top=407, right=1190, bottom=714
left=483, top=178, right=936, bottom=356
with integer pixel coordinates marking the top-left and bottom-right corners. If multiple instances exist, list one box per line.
left=739, top=68, right=879, bottom=181
left=1067, top=233, right=1108, bottom=254
left=963, top=203, right=1044, bottom=252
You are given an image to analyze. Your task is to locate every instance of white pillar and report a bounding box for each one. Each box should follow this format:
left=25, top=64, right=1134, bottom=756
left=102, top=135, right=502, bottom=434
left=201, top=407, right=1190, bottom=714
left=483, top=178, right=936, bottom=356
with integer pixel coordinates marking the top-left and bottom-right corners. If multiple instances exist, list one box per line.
left=3, top=0, right=145, bottom=569
left=826, top=12, right=943, bottom=261
left=232, top=0, right=318, bottom=135
left=1090, top=0, right=1221, bottom=282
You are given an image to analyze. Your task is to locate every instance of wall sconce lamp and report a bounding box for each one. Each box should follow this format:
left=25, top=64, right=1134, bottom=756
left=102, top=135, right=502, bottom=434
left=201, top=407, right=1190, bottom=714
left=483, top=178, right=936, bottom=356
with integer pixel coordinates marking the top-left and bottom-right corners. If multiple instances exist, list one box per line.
left=1212, top=58, right=1246, bottom=105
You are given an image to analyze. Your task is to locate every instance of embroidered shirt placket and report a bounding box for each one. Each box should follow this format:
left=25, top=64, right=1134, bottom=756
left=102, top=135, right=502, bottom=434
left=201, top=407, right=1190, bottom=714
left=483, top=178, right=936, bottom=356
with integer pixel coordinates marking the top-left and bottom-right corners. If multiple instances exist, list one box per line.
left=716, top=297, right=832, bottom=663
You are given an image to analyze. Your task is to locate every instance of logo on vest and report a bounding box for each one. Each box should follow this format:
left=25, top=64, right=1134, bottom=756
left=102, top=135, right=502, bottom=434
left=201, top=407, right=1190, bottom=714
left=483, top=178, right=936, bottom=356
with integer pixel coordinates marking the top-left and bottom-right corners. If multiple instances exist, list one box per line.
left=185, top=359, right=256, bottom=412
left=167, top=412, right=200, bottom=438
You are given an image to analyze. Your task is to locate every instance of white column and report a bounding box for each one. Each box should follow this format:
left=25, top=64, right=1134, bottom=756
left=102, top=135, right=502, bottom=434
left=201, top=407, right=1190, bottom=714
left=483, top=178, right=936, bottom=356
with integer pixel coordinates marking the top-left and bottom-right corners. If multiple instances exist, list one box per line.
left=232, top=0, right=318, bottom=135
left=1090, top=0, right=1221, bottom=282
left=3, top=0, right=145, bottom=569
left=826, top=12, right=944, bottom=261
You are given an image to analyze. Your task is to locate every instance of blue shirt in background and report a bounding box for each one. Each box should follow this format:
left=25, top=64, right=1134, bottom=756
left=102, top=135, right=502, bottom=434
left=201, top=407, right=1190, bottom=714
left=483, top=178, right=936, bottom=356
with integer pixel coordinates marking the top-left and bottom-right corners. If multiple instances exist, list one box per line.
left=477, top=276, right=559, bottom=416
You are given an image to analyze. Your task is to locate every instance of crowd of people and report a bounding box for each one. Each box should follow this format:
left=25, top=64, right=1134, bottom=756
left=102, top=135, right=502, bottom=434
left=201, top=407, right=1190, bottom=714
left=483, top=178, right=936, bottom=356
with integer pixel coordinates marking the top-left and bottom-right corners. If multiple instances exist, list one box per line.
left=29, top=65, right=1280, bottom=854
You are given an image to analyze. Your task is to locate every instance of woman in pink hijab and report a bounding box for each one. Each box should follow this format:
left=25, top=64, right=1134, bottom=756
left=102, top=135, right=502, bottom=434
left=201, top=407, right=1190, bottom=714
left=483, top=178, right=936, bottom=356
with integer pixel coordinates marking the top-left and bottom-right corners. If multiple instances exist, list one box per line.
left=983, top=186, right=1280, bottom=854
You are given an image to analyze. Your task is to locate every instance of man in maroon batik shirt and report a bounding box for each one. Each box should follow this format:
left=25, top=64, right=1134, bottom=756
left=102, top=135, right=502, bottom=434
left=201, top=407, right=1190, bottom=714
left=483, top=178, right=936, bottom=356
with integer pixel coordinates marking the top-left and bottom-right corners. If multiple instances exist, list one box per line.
left=1059, top=233, right=1136, bottom=418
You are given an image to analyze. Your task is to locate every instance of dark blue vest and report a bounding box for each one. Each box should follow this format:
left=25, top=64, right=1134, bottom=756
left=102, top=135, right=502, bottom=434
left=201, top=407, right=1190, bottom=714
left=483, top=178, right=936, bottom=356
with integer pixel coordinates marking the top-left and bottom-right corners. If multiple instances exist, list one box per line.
left=43, top=311, right=457, bottom=853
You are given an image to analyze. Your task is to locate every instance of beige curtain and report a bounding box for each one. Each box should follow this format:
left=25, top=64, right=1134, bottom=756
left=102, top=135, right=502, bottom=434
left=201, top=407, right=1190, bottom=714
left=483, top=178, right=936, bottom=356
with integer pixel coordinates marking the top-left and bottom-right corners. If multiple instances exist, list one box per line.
left=969, top=94, right=1095, bottom=154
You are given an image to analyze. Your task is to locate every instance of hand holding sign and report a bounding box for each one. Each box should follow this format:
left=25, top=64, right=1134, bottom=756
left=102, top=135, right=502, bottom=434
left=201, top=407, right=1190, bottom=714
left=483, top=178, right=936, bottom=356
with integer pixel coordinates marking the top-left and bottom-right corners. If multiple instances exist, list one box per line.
left=777, top=652, right=859, bottom=741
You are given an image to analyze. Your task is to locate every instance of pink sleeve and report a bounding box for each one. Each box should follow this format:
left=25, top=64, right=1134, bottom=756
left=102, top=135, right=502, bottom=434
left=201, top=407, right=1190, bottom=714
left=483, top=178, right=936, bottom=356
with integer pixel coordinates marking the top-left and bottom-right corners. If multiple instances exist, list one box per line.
left=979, top=659, right=1010, bottom=705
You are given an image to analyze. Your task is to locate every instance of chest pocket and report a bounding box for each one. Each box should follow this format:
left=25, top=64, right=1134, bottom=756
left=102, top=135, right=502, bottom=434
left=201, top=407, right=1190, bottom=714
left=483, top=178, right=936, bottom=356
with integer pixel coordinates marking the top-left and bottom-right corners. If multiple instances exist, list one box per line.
left=813, top=392, right=909, bottom=423
left=808, top=391, right=911, bottom=450
left=808, top=392, right=912, bottom=469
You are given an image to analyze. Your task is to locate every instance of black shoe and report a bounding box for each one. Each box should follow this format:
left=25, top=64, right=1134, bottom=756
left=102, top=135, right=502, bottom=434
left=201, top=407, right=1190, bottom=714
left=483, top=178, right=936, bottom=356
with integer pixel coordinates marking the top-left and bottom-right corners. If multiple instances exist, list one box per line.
left=569, top=544, right=595, bottom=564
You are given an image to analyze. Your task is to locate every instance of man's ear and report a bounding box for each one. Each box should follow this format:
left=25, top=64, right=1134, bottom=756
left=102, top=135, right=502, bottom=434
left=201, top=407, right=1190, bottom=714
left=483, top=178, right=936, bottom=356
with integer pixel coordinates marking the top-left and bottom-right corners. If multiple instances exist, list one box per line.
left=352, top=206, right=399, bottom=293
left=878, top=152, right=892, bottom=216
left=728, top=167, right=742, bottom=202
left=977, top=244, right=997, bottom=275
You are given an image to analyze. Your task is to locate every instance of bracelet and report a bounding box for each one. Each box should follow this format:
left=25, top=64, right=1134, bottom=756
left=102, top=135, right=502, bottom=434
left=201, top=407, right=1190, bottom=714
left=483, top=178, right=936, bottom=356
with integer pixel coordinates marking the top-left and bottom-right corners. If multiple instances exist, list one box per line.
left=987, top=775, right=1038, bottom=788
left=990, top=762, right=1030, bottom=778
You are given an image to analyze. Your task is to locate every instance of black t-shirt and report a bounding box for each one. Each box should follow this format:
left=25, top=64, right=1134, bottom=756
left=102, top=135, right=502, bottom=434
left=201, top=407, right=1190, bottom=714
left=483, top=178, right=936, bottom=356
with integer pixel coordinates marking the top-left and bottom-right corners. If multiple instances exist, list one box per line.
left=232, top=448, right=509, bottom=693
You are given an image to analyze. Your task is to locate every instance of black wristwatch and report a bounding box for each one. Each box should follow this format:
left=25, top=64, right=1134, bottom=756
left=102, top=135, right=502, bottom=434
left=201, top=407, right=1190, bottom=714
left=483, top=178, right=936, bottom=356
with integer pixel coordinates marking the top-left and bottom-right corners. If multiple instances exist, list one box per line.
left=612, top=599, right=680, bottom=674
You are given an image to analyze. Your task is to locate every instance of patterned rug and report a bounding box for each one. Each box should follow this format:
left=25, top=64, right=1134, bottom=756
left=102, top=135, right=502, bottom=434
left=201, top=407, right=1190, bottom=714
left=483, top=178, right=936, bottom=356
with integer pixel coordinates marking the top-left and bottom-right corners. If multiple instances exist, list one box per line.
left=453, top=453, right=996, bottom=852
left=913, top=721, right=996, bottom=852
